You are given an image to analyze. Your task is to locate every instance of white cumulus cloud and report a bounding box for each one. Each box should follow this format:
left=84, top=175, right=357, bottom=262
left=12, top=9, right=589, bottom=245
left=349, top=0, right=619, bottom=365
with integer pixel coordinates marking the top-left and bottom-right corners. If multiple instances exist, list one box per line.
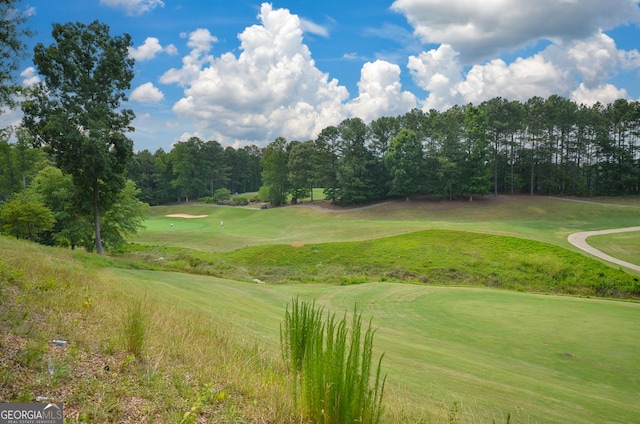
left=571, top=83, right=629, bottom=106
left=346, top=60, right=417, bottom=122
left=20, top=67, right=40, bottom=87
left=186, top=28, right=218, bottom=52
left=392, top=0, right=640, bottom=63
left=130, top=82, right=164, bottom=103
left=407, top=29, right=640, bottom=110
left=129, top=37, right=177, bottom=61
left=166, top=3, right=349, bottom=144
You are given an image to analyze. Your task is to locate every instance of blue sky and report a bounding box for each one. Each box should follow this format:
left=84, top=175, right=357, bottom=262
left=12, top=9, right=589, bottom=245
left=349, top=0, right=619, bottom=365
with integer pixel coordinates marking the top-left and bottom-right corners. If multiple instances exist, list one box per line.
left=8, top=0, right=640, bottom=152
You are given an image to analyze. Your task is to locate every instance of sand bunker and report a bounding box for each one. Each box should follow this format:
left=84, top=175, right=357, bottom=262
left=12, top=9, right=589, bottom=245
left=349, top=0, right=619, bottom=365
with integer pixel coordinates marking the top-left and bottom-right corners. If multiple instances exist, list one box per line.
left=166, top=214, right=208, bottom=218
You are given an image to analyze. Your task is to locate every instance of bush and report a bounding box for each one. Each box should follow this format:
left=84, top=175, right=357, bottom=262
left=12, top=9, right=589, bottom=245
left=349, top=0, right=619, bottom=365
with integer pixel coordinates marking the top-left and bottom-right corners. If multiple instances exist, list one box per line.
left=213, top=188, right=232, bottom=202
left=280, top=298, right=386, bottom=423
left=232, top=196, right=248, bottom=205
left=257, top=186, right=270, bottom=202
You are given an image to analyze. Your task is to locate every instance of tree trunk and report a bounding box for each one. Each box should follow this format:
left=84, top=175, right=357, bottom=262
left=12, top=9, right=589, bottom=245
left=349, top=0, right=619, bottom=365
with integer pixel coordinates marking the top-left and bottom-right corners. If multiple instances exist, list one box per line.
left=93, top=181, right=104, bottom=255
left=493, top=136, right=498, bottom=196
left=530, top=140, right=535, bottom=196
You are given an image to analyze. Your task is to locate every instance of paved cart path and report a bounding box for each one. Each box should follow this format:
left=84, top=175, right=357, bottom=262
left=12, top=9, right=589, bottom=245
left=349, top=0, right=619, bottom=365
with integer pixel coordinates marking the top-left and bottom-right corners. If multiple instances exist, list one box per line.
left=568, top=227, right=640, bottom=272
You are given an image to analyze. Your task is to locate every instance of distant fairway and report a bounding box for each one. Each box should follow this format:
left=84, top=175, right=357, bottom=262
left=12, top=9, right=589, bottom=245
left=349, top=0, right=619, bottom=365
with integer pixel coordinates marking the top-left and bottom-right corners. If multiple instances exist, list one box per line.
left=110, top=267, right=640, bottom=423
left=136, top=195, right=640, bottom=253
left=121, top=195, right=640, bottom=421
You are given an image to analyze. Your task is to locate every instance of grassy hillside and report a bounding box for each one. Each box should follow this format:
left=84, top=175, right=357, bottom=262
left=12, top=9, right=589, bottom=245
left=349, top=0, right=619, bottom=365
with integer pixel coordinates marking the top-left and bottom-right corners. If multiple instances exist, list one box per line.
left=2, top=195, right=640, bottom=422
left=0, top=239, right=296, bottom=422
left=124, top=229, right=640, bottom=298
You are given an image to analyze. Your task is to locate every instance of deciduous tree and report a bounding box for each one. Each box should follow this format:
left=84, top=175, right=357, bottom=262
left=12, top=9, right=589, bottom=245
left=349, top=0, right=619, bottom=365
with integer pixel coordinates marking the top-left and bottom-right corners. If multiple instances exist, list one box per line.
left=0, top=0, right=31, bottom=108
left=22, top=20, right=135, bottom=254
left=0, top=191, right=55, bottom=241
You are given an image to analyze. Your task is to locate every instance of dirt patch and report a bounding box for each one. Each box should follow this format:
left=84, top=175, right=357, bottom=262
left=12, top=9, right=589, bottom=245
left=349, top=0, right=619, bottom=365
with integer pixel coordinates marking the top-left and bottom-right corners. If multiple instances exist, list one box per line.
left=166, top=214, right=208, bottom=218
left=291, top=242, right=305, bottom=247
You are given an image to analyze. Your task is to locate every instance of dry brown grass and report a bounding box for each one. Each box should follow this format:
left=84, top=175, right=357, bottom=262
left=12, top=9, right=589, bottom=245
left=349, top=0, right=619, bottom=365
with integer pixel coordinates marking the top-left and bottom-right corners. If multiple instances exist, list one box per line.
left=0, top=238, right=300, bottom=423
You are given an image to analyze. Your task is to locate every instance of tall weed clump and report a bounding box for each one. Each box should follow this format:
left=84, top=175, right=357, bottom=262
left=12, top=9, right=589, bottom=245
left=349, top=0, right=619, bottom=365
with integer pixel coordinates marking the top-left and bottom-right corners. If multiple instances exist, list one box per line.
left=124, top=300, right=146, bottom=358
left=281, top=298, right=386, bottom=423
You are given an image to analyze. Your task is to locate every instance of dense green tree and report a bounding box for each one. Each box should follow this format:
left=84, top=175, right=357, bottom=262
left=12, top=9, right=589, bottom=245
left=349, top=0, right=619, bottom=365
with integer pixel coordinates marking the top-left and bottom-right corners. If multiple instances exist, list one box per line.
left=130, top=95, right=640, bottom=205
left=30, top=166, right=147, bottom=250
left=28, top=166, right=87, bottom=248
left=432, top=106, right=465, bottom=199
left=22, top=21, right=135, bottom=254
left=384, top=129, right=424, bottom=199
left=288, top=140, right=318, bottom=202
left=152, top=148, right=176, bottom=204
left=335, top=118, right=378, bottom=204
left=0, top=0, right=32, bottom=108
left=0, top=190, right=55, bottom=241
left=203, top=140, right=228, bottom=196
left=99, top=179, right=148, bottom=250
left=462, top=104, right=491, bottom=200
left=0, top=138, right=14, bottom=199
left=13, top=128, right=47, bottom=188
left=315, top=125, right=340, bottom=203
left=226, top=146, right=256, bottom=194
left=126, top=149, right=159, bottom=204
left=602, top=99, right=640, bottom=194
left=260, top=137, right=290, bottom=205
left=240, top=145, right=263, bottom=193
left=169, top=137, right=207, bottom=201
left=503, top=101, right=525, bottom=194
left=370, top=116, right=401, bottom=159
left=0, top=128, right=47, bottom=199
left=523, top=96, right=546, bottom=195
left=481, top=97, right=510, bottom=195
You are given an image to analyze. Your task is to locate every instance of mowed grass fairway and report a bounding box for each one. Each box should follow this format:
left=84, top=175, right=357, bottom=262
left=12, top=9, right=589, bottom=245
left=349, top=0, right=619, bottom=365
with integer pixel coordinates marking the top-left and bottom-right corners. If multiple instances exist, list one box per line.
left=588, top=231, right=640, bottom=266
left=137, top=195, right=640, bottom=251
left=123, top=196, right=640, bottom=422
left=110, top=268, right=640, bottom=423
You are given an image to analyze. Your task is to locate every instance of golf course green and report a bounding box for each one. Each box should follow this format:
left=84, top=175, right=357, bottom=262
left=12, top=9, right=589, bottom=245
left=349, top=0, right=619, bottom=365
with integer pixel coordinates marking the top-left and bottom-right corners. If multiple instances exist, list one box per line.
left=121, top=195, right=640, bottom=423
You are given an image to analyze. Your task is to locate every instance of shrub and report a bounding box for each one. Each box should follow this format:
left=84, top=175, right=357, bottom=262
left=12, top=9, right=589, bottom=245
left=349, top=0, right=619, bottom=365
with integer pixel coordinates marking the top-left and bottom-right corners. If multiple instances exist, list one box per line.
left=232, top=196, right=249, bottom=205
left=280, top=298, right=386, bottom=423
left=213, top=188, right=232, bottom=202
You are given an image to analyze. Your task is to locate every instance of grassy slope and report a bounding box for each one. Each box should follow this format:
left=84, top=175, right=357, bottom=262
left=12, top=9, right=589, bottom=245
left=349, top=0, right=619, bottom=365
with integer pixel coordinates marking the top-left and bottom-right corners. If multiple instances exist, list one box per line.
left=110, top=267, right=640, bottom=424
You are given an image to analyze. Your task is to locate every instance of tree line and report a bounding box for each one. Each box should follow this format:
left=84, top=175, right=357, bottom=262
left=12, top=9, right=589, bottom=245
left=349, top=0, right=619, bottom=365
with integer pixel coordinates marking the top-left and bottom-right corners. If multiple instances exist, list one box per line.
left=125, top=137, right=262, bottom=205
left=127, top=95, right=640, bottom=207
left=263, top=96, right=640, bottom=205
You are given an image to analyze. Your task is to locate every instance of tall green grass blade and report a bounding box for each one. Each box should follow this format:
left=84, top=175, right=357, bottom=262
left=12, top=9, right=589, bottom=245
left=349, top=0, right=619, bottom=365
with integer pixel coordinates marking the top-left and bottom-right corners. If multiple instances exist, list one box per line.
left=280, top=298, right=386, bottom=423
